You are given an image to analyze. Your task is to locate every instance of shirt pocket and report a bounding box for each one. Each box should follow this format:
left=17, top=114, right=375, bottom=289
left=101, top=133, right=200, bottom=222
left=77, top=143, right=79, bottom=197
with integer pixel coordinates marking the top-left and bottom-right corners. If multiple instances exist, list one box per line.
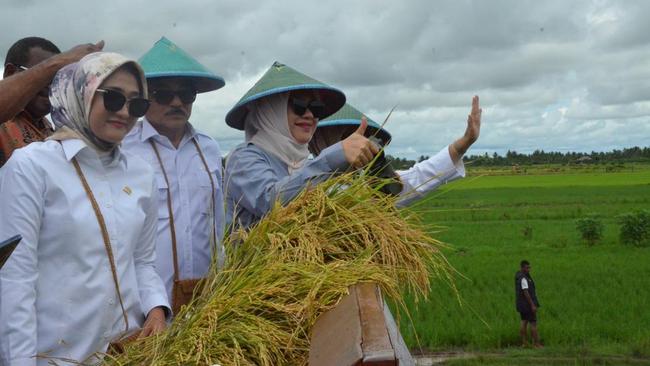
left=194, top=161, right=221, bottom=216
left=156, top=174, right=171, bottom=219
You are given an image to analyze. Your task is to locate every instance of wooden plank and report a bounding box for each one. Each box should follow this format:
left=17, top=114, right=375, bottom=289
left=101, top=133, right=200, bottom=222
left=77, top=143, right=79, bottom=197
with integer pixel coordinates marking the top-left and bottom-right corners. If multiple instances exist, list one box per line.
left=383, top=302, right=416, bottom=366
left=356, top=283, right=397, bottom=366
left=309, top=285, right=363, bottom=366
left=309, top=283, right=413, bottom=366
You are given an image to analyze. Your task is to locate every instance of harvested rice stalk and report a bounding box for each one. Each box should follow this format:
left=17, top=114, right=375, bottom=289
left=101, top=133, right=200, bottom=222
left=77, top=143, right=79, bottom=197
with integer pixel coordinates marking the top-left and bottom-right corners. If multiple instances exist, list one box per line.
left=105, top=172, right=454, bottom=366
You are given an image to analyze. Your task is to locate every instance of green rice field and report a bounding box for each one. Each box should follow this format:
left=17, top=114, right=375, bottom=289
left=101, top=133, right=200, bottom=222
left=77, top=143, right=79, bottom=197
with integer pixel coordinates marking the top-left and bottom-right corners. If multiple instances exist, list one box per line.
left=397, top=164, right=650, bottom=365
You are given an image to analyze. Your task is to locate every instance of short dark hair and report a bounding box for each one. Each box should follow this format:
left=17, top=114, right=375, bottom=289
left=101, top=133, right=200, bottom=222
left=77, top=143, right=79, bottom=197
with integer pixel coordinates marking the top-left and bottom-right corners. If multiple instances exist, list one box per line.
left=4, top=37, right=61, bottom=67
left=114, top=63, right=145, bottom=96
left=520, top=260, right=530, bottom=268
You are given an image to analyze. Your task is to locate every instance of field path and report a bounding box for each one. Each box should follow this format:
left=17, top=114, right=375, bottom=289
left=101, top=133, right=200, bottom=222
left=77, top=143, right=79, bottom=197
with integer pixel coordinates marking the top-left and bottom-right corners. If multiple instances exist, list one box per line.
left=413, top=351, right=650, bottom=365
left=414, top=351, right=480, bottom=364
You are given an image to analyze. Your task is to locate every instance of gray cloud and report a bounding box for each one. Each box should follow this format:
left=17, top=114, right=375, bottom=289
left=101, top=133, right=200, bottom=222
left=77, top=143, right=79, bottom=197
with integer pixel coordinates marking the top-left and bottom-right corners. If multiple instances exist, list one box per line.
left=1, top=0, right=649, bottom=158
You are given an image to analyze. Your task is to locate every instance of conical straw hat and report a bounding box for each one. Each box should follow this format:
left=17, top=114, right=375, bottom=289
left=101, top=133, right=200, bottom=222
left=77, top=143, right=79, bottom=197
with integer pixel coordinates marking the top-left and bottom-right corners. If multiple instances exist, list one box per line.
left=318, top=103, right=392, bottom=145
left=139, top=37, right=225, bottom=93
left=225, top=61, right=345, bottom=130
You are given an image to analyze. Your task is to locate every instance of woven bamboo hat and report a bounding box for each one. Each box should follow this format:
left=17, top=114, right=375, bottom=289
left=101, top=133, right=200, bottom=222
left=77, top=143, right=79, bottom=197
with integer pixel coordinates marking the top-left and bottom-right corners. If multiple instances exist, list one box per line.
left=318, top=103, right=392, bottom=145
left=225, top=61, right=346, bottom=130
left=138, top=37, right=225, bottom=93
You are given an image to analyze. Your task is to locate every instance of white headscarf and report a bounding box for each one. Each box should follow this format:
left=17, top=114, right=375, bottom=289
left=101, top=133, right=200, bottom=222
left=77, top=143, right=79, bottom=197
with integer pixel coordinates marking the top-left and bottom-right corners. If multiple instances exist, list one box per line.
left=244, top=92, right=310, bottom=173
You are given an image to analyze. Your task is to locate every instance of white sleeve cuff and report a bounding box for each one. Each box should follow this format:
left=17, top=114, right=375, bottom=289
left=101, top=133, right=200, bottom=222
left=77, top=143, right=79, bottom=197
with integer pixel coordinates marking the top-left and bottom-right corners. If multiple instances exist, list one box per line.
left=141, top=295, right=173, bottom=321
left=396, top=146, right=466, bottom=206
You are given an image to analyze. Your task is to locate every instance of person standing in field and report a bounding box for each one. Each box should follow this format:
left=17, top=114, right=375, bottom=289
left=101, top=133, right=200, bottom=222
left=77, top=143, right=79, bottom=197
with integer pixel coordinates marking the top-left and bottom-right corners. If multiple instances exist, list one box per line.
left=515, top=260, right=542, bottom=348
left=122, top=37, right=226, bottom=315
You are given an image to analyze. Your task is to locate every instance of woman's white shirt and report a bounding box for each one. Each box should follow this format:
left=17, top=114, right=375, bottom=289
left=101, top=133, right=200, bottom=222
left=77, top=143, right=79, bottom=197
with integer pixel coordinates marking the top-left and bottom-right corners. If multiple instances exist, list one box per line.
left=0, top=139, right=169, bottom=366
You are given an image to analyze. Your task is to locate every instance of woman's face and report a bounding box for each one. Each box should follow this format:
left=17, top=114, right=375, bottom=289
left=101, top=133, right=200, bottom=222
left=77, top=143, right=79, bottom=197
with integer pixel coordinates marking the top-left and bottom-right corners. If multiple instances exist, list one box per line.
left=88, top=68, right=141, bottom=144
left=287, top=90, right=321, bottom=145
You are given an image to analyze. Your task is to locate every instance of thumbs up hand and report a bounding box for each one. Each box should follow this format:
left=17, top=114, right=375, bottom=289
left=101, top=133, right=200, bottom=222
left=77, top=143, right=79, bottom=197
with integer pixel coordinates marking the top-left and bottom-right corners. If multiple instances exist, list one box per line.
left=341, top=117, right=380, bottom=169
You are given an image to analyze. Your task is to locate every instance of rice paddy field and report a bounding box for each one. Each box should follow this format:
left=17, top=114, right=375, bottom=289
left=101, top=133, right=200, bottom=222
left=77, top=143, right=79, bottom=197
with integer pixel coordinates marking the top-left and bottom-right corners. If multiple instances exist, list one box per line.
left=397, top=163, right=650, bottom=365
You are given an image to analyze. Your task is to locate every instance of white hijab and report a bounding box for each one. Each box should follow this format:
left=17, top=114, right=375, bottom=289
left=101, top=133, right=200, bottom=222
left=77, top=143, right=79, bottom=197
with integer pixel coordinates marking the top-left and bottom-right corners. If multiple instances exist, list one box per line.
left=244, top=92, right=310, bottom=173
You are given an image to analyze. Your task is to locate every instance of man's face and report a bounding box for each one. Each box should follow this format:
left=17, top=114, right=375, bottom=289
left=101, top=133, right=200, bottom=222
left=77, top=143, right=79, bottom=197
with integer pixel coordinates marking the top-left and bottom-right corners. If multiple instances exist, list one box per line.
left=522, top=264, right=531, bottom=274
left=145, top=77, right=195, bottom=131
left=4, top=47, right=57, bottom=119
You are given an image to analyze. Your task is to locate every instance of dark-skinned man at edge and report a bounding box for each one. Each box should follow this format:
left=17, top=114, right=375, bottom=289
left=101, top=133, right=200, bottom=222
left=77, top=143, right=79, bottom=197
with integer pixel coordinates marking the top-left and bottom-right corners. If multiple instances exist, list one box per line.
left=0, top=37, right=104, bottom=166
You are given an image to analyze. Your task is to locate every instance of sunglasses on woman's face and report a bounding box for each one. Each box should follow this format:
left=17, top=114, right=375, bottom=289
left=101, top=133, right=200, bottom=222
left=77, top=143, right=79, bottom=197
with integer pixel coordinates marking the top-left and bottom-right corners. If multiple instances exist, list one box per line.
left=96, top=89, right=150, bottom=117
left=289, top=97, right=326, bottom=119
left=151, top=89, right=197, bottom=105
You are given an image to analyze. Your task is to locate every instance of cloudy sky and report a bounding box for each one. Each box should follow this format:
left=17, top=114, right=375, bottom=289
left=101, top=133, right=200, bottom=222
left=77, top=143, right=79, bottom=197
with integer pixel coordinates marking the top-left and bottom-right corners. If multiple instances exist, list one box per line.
left=2, top=0, right=649, bottom=158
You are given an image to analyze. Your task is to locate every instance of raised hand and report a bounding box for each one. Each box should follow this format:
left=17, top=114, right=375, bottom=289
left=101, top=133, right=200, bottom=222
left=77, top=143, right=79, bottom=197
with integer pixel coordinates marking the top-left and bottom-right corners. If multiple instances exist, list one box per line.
left=465, top=95, right=482, bottom=145
left=56, top=40, right=105, bottom=65
left=449, top=95, right=482, bottom=162
left=341, top=117, right=380, bottom=169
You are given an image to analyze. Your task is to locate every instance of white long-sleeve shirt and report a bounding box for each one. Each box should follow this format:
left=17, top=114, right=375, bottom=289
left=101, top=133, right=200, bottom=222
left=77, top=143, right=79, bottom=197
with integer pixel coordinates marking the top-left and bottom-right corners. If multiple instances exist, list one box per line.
left=397, top=146, right=466, bottom=207
left=122, top=119, right=225, bottom=301
left=0, top=139, right=169, bottom=366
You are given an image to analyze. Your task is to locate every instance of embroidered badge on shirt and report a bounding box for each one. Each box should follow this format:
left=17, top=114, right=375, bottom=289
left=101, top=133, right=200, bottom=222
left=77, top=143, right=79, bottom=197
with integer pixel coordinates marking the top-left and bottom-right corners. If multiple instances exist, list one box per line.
left=123, top=186, right=132, bottom=195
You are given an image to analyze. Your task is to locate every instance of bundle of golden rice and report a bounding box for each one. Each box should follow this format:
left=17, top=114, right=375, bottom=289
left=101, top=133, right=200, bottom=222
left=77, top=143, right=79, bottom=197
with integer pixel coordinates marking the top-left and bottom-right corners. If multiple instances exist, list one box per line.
left=105, top=173, right=453, bottom=366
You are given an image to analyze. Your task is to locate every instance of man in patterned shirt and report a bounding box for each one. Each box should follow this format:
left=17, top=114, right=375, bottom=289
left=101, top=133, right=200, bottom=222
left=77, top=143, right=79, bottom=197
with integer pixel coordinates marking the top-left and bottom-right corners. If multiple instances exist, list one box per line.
left=0, top=37, right=103, bottom=166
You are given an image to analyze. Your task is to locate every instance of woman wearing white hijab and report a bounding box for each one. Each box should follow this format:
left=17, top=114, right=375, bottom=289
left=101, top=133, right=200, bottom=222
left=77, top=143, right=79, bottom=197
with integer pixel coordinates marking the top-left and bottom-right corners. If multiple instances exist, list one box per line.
left=224, top=62, right=378, bottom=229
left=0, top=52, right=170, bottom=366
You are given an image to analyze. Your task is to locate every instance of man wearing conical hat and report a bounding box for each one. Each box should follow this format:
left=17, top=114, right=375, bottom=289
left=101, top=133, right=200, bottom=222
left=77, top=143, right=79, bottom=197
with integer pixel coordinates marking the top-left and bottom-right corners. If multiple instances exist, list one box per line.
left=309, top=96, right=482, bottom=206
left=123, top=37, right=225, bottom=314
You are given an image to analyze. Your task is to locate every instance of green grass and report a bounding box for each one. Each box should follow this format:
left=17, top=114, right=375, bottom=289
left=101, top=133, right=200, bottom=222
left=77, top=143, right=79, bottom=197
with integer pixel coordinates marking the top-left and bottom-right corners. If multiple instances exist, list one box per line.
left=397, top=165, right=650, bottom=364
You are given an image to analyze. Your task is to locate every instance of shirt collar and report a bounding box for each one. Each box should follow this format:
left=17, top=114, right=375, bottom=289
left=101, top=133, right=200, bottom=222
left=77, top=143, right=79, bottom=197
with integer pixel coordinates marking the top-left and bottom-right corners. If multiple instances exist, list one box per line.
left=140, top=118, right=160, bottom=142
left=140, top=117, right=201, bottom=145
left=60, top=139, right=87, bottom=161
left=60, top=138, right=127, bottom=168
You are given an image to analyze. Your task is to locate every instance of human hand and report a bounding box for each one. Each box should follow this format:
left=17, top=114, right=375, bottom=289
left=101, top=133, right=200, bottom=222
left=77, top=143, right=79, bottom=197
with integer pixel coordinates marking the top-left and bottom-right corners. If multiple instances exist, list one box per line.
left=341, top=117, right=380, bottom=169
left=531, top=305, right=538, bottom=313
left=450, top=95, right=482, bottom=158
left=139, top=306, right=167, bottom=338
left=464, top=95, right=481, bottom=145
left=55, top=40, right=105, bottom=65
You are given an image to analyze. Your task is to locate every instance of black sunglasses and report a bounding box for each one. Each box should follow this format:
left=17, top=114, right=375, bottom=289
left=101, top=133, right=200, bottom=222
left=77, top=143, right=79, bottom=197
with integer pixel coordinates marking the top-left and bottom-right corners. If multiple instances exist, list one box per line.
left=96, top=88, right=150, bottom=117
left=151, top=89, right=197, bottom=105
left=289, top=98, right=327, bottom=119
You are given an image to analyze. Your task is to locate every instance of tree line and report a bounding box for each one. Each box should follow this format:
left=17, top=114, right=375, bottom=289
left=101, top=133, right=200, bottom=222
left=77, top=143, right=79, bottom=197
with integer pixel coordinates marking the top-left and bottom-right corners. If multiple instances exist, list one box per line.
left=387, top=146, right=650, bottom=169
